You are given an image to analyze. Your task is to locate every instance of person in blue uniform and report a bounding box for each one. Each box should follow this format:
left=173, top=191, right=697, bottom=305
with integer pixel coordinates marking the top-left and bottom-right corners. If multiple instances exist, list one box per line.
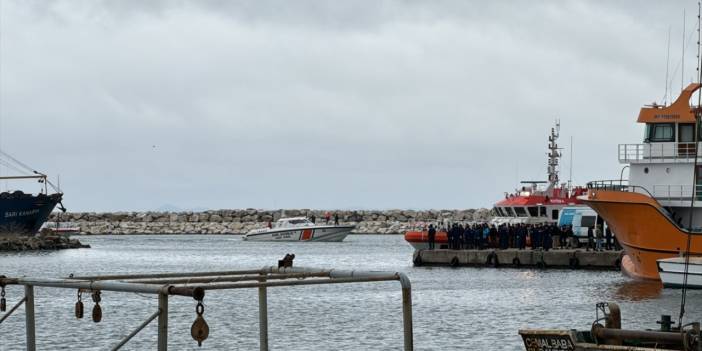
left=532, top=225, right=542, bottom=250
left=427, top=224, right=436, bottom=250
left=489, top=225, right=498, bottom=248
left=453, top=224, right=461, bottom=250
left=464, top=225, right=474, bottom=249
left=456, top=224, right=464, bottom=249
left=479, top=225, right=489, bottom=250
left=605, top=226, right=613, bottom=250
left=517, top=224, right=526, bottom=250
left=543, top=225, right=553, bottom=251
left=498, top=225, right=507, bottom=249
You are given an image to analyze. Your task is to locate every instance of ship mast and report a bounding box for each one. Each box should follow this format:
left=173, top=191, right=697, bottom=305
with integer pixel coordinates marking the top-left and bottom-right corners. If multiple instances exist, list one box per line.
left=546, top=119, right=561, bottom=194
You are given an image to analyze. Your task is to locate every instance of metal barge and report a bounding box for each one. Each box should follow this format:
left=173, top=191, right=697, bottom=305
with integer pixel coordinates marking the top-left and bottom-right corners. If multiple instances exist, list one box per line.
left=519, top=302, right=701, bottom=351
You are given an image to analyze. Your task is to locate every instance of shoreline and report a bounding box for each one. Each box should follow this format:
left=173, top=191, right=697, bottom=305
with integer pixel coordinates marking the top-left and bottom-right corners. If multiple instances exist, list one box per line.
left=0, top=233, right=90, bottom=251
left=48, top=208, right=493, bottom=235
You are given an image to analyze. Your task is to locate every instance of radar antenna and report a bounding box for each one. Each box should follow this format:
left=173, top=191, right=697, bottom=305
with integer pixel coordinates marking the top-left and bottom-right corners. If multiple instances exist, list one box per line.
left=546, top=119, right=561, bottom=193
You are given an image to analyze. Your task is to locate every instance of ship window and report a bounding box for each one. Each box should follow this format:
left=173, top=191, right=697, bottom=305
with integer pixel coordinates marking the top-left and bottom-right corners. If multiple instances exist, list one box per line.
left=493, top=207, right=503, bottom=216
left=505, top=207, right=515, bottom=217
left=289, top=219, right=310, bottom=225
left=551, top=209, right=559, bottom=220
left=514, top=207, right=527, bottom=217
left=648, top=123, right=675, bottom=142
left=527, top=206, right=538, bottom=217
left=679, top=123, right=695, bottom=142
left=644, top=124, right=651, bottom=141
left=581, top=215, right=596, bottom=228
left=539, top=206, right=547, bottom=217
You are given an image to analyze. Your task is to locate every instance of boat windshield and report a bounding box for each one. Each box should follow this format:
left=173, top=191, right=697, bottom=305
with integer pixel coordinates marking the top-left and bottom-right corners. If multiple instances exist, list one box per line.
left=275, top=218, right=313, bottom=228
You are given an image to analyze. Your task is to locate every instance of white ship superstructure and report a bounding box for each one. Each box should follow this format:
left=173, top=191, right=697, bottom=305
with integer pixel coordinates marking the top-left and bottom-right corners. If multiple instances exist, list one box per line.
left=615, top=84, right=702, bottom=227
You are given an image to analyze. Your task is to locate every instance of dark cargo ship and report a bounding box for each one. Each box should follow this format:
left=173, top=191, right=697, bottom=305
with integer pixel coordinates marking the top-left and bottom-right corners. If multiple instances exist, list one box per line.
left=0, top=152, right=64, bottom=235
left=0, top=188, right=62, bottom=234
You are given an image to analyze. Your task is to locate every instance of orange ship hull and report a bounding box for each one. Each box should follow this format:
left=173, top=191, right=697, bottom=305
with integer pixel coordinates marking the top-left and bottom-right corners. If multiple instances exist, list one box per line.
left=584, top=189, right=702, bottom=280
left=404, top=231, right=448, bottom=250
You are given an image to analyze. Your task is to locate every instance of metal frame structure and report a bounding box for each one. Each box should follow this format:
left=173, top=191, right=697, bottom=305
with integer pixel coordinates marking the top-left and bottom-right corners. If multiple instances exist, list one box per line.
left=0, top=266, right=413, bottom=350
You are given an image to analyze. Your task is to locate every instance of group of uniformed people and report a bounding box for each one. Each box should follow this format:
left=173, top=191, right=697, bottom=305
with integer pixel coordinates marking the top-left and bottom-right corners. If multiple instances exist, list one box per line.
left=426, top=222, right=618, bottom=251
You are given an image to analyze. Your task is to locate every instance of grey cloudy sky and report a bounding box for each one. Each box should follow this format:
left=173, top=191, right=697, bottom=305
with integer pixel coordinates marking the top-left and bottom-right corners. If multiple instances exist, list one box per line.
left=0, top=0, right=696, bottom=211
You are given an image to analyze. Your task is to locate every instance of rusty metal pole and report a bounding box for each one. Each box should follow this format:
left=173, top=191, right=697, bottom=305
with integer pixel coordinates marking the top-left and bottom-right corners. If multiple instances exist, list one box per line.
left=271, top=267, right=414, bottom=350
left=157, top=293, right=168, bottom=351
left=398, top=274, right=413, bottom=351
left=25, top=285, right=36, bottom=351
left=259, top=274, right=269, bottom=351
left=605, top=303, right=621, bottom=329
left=402, top=287, right=413, bottom=351
left=0, top=297, right=26, bottom=324
left=110, top=310, right=161, bottom=351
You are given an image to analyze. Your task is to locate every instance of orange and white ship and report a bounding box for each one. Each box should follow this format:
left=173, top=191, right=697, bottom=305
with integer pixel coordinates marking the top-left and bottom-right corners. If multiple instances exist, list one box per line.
left=584, top=83, right=702, bottom=280
left=404, top=122, right=587, bottom=250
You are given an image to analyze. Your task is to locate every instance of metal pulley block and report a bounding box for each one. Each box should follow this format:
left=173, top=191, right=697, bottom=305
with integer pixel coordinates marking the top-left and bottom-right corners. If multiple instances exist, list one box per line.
left=191, top=310, right=209, bottom=347
left=191, top=288, right=209, bottom=347
left=75, top=290, right=84, bottom=319
left=91, top=290, right=102, bottom=323
left=1, top=285, right=6, bottom=312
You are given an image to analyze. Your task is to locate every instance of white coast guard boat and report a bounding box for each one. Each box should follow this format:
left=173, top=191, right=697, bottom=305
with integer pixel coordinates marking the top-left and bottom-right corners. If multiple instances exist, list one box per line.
left=243, top=217, right=355, bottom=242
left=657, top=256, right=702, bottom=289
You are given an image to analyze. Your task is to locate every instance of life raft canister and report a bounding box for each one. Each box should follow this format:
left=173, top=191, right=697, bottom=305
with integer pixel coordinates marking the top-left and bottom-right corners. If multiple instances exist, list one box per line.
left=486, top=251, right=499, bottom=267
left=413, top=252, right=423, bottom=266
left=569, top=257, right=580, bottom=269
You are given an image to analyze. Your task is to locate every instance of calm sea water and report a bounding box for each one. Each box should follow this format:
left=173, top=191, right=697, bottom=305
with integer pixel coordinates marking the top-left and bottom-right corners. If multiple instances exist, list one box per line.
left=0, top=234, right=700, bottom=350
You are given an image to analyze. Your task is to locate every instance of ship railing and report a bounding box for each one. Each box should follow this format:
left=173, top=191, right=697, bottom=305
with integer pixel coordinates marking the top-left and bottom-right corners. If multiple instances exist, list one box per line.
left=586, top=180, right=654, bottom=198
left=587, top=181, right=702, bottom=232
left=587, top=181, right=702, bottom=202
left=0, top=265, right=414, bottom=351
left=618, top=142, right=697, bottom=163
left=651, top=184, right=701, bottom=202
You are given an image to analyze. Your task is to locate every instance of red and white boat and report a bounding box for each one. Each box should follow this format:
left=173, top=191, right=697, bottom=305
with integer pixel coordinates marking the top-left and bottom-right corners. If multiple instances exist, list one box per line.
left=404, top=121, right=587, bottom=250
left=243, top=217, right=354, bottom=242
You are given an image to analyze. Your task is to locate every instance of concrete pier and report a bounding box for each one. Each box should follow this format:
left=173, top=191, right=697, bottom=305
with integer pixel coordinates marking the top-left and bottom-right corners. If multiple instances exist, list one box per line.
left=413, top=249, right=623, bottom=270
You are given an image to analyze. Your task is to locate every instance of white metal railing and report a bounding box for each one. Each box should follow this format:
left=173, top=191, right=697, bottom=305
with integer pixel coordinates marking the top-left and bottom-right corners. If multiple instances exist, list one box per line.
left=652, top=184, right=694, bottom=201
left=618, top=142, right=697, bottom=163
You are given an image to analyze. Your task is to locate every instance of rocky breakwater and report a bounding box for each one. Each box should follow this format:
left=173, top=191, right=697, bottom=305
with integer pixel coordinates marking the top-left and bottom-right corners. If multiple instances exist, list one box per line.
left=0, top=231, right=90, bottom=251
left=48, top=208, right=494, bottom=235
